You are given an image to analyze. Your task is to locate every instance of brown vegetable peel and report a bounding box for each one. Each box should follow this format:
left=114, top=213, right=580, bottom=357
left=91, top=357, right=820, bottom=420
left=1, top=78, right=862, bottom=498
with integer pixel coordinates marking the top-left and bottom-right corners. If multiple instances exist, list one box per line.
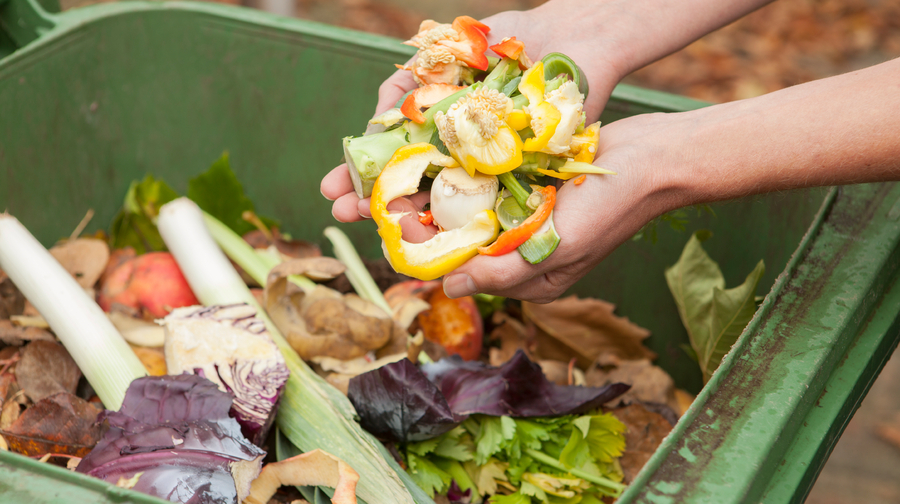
left=243, top=449, right=359, bottom=504
left=264, top=259, right=393, bottom=360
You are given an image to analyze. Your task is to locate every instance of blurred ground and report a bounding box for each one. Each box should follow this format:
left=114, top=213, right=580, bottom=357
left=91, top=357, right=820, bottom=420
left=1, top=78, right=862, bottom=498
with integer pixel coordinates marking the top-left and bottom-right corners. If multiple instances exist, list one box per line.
left=56, top=0, right=900, bottom=501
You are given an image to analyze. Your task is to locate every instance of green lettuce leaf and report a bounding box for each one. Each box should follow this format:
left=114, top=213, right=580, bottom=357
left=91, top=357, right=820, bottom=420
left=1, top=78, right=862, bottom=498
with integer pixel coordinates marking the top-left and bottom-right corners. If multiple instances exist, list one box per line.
left=665, top=231, right=765, bottom=383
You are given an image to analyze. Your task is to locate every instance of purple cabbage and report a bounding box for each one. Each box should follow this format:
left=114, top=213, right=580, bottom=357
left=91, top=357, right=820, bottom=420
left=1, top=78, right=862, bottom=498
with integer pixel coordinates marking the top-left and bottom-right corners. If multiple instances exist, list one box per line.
left=77, top=374, right=266, bottom=504
left=348, top=350, right=630, bottom=443
left=162, top=304, right=290, bottom=445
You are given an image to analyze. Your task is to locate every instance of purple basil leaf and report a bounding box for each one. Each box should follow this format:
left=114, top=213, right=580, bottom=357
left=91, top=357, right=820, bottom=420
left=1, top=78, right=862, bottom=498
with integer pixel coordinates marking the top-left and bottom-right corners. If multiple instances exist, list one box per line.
left=349, top=350, right=629, bottom=443
left=446, top=480, right=472, bottom=504
left=77, top=375, right=265, bottom=504
left=348, top=358, right=464, bottom=443
left=424, top=350, right=631, bottom=417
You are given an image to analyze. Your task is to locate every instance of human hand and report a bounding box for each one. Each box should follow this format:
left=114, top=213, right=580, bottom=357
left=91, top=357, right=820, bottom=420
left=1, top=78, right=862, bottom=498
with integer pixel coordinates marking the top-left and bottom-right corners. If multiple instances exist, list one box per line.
left=442, top=110, right=691, bottom=303
left=321, top=0, right=628, bottom=227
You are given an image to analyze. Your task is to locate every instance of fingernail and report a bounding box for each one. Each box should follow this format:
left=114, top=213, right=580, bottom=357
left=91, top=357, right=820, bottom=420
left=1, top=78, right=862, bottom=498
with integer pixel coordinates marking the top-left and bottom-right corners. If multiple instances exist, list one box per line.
left=444, top=274, right=476, bottom=299
left=357, top=200, right=372, bottom=218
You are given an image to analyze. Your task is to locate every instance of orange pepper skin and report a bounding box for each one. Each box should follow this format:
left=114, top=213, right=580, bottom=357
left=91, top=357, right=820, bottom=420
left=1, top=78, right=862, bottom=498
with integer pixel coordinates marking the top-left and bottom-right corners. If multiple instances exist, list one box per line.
left=418, top=210, right=434, bottom=226
left=400, top=83, right=464, bottom=124
left=447, top=16, right=490, bottom=71
left=573, top=174, right=587, bottom=185
left=490, top=37, right=525, bottom=60
left=478, top=185, right=557, bottom=256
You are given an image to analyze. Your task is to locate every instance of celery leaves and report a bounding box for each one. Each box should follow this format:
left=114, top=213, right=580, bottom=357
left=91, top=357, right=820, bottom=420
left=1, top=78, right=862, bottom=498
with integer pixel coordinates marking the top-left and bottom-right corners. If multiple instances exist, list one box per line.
left=404, top=413, right=627, bottom=503
left=665, top=231, right=765, bottom=383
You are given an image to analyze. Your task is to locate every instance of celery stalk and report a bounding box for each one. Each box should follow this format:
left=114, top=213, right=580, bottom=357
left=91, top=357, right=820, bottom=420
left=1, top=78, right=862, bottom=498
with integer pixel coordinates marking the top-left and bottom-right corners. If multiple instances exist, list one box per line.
left=157, top=198, right=432, bottom=504
left=344, top=125, right=411, bottom=198
left=0, top=214, right=146, bottom=410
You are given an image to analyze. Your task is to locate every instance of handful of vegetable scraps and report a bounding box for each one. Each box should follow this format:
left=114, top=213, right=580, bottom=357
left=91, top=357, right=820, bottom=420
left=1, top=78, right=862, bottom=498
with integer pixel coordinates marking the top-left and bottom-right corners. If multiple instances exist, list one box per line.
left=343, top=17, right=614, bottom=281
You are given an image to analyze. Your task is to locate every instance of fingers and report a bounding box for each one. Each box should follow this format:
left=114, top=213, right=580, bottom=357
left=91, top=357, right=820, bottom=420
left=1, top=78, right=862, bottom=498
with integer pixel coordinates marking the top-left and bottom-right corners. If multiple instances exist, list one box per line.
left=387, top=196, right=438, bottom=243
left=331, top=193, right=367, bottom=223
left=321, top=164, right=355, bottom=201
left=443, top=252, right=559, bottom=302
left=375, top=69, right=417, bottom=116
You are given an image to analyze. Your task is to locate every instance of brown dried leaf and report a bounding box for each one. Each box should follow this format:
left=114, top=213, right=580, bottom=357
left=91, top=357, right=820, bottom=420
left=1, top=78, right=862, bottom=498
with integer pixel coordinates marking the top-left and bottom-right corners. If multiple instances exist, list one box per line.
left=243, top=229, right=322, bottom=260
left=15, top=340, right=81, bottom=403
left=610, top=403, right=674, bottom=483
left=244, top=449, right=359, bottom=504
left=0, top=270, right=25, bottom=319
left=586, top=354, right=677, bottom=412
left=0, top=392, right=24, bottom=430
left=49, top=238, right=110, bottom=289
left=0, top=320, right=55, bottom=346
left=1, top=392, right=103, bottom=457
left=523, top=296, right=655, bottom=369
left=265, top=273, right=392, bottom=360
left=488, top=311, right=535, bottom=367
left=537, top=359, right=585, bottom=386
left=268, top=257, right=346, bottom=283
left=0, top=373, right=16, bottom=404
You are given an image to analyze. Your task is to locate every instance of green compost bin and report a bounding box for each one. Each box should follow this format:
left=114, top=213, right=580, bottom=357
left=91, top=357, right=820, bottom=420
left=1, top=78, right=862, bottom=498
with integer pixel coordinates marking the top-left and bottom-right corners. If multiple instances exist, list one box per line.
left=2, top=0, right=900, bottom=502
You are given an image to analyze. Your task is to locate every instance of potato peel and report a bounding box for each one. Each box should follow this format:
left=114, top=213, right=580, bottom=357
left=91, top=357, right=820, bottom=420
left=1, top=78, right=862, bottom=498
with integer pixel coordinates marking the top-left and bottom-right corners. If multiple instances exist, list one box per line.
left=243, top=449, right=359, bottom=504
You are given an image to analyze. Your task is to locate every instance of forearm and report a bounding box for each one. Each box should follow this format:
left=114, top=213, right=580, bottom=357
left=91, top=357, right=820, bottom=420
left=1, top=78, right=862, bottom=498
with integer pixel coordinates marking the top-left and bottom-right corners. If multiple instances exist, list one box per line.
left=530, top=0, right=775, bottom=80
left=653, top=58, right=900, bottom=210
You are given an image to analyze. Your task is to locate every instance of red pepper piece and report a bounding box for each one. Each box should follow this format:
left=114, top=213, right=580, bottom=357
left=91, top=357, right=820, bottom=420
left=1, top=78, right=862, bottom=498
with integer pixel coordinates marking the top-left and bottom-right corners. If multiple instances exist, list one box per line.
left=418, top=210, right=434, bottom=226
left=490, top=37, right=525, bottom=60
left=478, top=185, right=556, bottom=256
left=400, top=84, right=465, bottom=124
left=443, top=16, right=490, bottom=71
left=453, top=15, right=490, bottom=35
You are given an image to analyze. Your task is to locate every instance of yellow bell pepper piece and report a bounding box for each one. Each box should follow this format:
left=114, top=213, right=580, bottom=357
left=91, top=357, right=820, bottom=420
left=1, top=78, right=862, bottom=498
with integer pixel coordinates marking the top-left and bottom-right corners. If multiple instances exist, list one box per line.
left=566, top=121, right=601, bottom=162
left=371, top=143, right=500, bottom=281
left=523, top=101, right=562, bottom=152
left=518, top=61, right=545, bottom=105
left=536, top=168, right=580, bottom=180
left=507, top=109, right=529, bottom=131
left=435, top=87, right=524, bottom=177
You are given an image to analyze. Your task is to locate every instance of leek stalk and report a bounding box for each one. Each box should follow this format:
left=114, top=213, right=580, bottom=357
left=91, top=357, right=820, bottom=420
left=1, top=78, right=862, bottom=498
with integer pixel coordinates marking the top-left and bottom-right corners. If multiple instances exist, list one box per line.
left=200, top=212, right=316, bottom=293
left=157, top=198, right=431, bottom=504
left=0, top=214, right=146, bottom=410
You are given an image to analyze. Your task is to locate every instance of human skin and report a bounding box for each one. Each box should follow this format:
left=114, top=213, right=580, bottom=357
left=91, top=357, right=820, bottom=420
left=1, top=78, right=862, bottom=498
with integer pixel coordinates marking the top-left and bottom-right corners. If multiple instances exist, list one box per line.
left=321, top=0, right=900, bottom=302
